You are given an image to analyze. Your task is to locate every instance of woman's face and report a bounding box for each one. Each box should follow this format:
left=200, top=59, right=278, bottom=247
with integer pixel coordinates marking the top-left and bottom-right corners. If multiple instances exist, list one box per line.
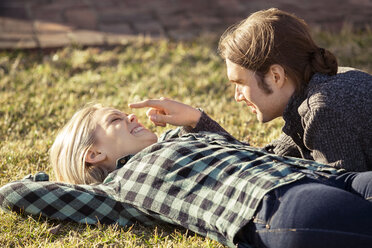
left=92, top=107, right=158, bottom=170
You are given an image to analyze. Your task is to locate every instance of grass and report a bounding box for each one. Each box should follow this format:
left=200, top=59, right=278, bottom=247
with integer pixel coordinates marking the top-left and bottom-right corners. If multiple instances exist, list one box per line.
left=0, top=27, right=372, bottom=247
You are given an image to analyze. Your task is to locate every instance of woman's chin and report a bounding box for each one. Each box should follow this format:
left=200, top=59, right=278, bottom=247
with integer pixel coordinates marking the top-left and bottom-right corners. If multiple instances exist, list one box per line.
left=143, top=132, right=158, bottom=145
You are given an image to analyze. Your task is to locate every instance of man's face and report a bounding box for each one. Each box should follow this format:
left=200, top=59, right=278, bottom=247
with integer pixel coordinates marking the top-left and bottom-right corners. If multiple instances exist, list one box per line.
left=92, top=107, right=158, bottom=171
left=226, top=59, right=284, bottom=123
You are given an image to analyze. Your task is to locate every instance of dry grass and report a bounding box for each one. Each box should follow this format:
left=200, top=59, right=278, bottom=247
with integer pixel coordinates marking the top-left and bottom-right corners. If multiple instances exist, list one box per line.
left=0, top=27, right=371, bottom=247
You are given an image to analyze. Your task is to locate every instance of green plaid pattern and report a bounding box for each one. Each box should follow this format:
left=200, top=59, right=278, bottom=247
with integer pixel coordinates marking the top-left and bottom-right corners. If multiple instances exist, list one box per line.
left=0, top=180, right=160, bottom=226
left=0, top=125, right=342, bottom=247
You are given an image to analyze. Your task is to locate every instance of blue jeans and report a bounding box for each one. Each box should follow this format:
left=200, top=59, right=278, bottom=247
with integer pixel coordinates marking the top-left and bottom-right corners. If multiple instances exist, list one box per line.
left=235, top=171, right=372, bottom=248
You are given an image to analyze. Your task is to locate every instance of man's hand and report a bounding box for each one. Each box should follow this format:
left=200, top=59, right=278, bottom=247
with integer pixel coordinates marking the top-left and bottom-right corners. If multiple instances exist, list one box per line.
left=129, top=97, right=202, bottom=128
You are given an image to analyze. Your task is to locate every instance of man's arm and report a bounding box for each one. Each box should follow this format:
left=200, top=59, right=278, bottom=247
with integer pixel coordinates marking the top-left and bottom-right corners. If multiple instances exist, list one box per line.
left=180, top=110, right=231, bottom=135
left=302, top=106, right=367, bottom=171
left=129, top=98, right=233, bottom=136
left=264, top=133, right=302, bottom=158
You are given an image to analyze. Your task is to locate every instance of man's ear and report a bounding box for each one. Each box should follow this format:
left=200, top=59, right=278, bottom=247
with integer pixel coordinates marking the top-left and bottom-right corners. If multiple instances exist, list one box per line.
left=268, top=64, right=286, bottom=89
left=85, top=147, right=107, bottom=164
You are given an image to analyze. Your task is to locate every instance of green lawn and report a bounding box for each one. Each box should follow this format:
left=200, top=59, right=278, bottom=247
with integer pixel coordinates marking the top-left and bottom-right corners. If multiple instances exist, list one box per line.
left=0, top=28, right=371, bottom=247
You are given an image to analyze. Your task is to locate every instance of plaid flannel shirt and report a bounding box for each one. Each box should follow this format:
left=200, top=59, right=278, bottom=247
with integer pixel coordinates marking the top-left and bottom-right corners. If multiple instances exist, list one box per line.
left=0, top=113, right=342, bottom=247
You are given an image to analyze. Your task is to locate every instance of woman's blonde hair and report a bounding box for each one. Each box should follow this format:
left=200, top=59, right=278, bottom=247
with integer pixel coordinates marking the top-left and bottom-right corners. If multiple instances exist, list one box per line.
left=50, top=104, right=110, bottom=185
left=218, top=8, right=338, bottom=94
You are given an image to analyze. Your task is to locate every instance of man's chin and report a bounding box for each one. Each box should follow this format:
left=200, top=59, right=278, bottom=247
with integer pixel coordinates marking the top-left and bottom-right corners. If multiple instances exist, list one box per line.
left=257, top=113, right=271, bottom=123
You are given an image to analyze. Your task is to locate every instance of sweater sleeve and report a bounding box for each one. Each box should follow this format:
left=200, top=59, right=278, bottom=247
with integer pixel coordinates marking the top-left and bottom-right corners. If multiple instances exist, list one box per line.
left=180, top=110, right=232, bottom=136
left=157, top=111, right=237, bottom=142
left=301, top=105, right=367, bottom=171
left=264, top=133, right=302, bottom=158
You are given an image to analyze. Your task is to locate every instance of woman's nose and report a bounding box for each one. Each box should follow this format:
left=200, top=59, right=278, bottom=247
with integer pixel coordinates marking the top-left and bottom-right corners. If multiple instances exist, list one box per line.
left=127, top=114, right=138, bottom=123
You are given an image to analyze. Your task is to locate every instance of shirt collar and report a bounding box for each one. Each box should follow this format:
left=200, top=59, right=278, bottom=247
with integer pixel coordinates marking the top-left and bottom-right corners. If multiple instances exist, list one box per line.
left=116, top=155, right=134, bottom=169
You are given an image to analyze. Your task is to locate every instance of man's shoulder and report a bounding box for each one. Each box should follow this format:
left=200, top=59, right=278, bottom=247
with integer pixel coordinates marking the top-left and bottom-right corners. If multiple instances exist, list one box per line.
left=309, top=67, right=371, bottom=91
left=297, top=68, right=371, bottom=124
left=306, top=68, right=371, bottom=107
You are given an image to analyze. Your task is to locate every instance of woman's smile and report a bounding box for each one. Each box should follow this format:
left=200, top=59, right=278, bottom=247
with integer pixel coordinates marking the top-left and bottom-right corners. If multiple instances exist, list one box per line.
left=130, top=125, right=145, bottom=135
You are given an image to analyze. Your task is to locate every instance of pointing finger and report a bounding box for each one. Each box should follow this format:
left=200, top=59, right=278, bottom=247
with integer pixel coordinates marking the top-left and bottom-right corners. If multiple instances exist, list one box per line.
left=129, top=99, right=168, bottom=109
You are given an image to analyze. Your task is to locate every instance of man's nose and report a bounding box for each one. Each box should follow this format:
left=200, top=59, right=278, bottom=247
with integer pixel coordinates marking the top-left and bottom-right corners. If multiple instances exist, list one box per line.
left=234, top=85, right=243, bottom=102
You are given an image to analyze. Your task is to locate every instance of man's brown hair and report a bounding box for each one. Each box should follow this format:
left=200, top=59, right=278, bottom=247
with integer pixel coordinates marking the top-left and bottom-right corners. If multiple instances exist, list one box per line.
left=218, top=8, right=338, bottom=94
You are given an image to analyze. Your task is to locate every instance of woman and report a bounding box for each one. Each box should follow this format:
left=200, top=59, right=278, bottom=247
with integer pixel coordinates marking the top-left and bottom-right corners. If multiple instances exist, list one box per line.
left=217, top=8, right=372, bottom=171
left=1, top=101, right=372, bottom=248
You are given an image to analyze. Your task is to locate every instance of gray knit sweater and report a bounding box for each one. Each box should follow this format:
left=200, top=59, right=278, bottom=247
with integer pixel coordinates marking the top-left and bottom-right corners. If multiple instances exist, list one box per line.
left=264, top=67, right=372, bottom=171
left=193, top=68, right=371, bottom=171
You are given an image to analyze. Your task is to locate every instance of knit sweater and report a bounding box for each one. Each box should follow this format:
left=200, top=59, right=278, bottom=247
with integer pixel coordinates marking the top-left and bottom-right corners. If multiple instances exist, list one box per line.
left=195, top=68, right=371, bottom=171
left=264, top=67, right=372, bottom=171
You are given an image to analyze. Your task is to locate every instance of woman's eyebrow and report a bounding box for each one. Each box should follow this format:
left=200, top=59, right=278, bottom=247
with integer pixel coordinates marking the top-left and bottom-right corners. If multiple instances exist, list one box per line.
left=106, top=110, right=128, bottom=121
left=107, top=109, right=123, bottom=115
left=103, top=110, right=121, bottom=123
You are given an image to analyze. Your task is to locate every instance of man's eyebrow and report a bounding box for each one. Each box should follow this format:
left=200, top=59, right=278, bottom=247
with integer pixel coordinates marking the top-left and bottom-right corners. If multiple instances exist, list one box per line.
left=229, top=79, right=243, bottom=84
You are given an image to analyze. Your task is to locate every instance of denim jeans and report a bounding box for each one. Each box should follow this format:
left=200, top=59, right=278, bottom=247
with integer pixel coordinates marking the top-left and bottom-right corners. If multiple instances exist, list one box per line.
left=235, top=171, right=372, bottom=248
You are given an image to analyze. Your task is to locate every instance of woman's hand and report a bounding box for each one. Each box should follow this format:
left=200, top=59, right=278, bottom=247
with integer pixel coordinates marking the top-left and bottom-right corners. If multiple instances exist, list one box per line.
left=129, top=97, right=202, bottom=128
